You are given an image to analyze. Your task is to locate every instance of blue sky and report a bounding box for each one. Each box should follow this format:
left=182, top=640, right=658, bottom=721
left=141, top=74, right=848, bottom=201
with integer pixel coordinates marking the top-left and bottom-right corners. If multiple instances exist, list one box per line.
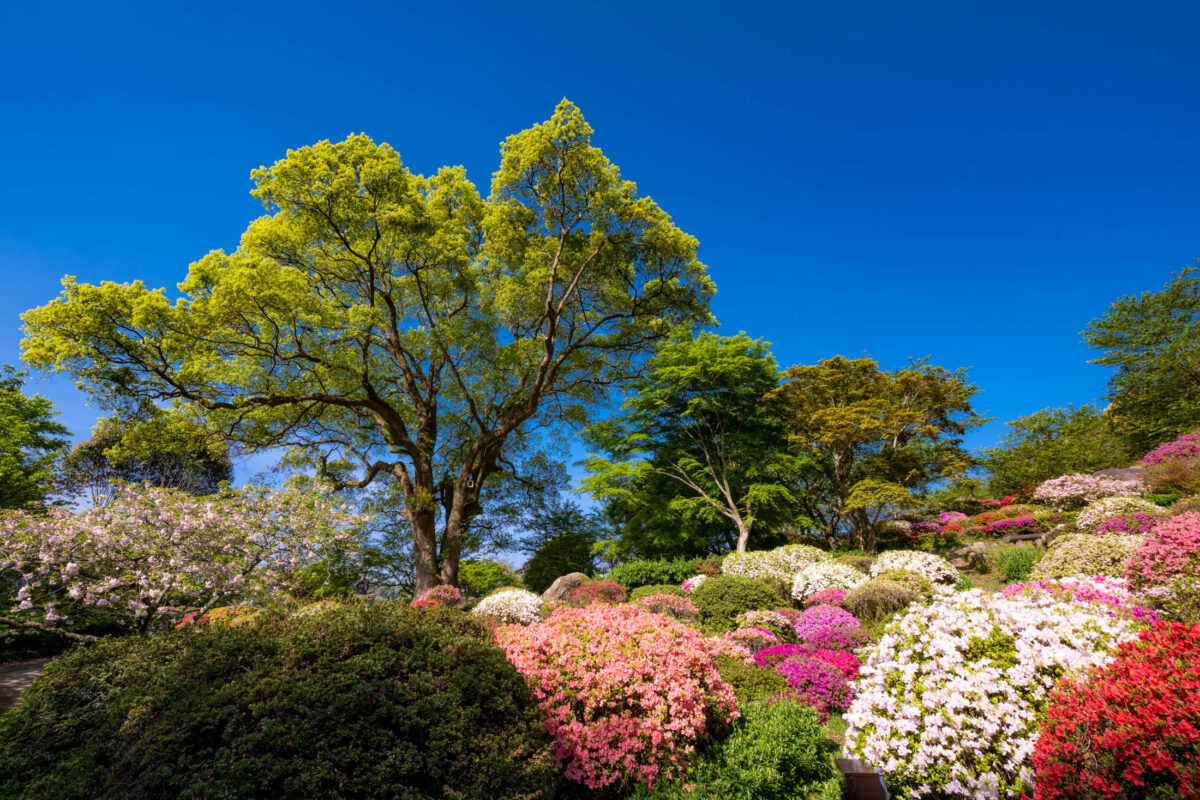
left=2, top=0, right=1198, bottom=482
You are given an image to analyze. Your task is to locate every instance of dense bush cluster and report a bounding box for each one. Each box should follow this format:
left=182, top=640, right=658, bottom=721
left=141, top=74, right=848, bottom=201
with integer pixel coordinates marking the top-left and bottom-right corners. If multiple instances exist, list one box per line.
left=869, top=550, right=958, bottom=585
left=1032, top=533, right=1144, bottom=579
left=606, top=559, right=700, bottom=589
left=690, top=574, right=783, bottom=632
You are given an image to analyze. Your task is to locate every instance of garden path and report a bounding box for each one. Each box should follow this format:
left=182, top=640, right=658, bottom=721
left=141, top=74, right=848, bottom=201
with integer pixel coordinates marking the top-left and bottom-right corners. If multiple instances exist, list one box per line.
left=0, top=658, right=51, bottom=710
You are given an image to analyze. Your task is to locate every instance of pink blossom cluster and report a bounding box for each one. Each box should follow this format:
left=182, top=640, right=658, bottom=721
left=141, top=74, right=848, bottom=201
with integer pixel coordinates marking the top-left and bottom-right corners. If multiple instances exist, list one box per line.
left=681, top=574, right=707, bottom=593
left=1001, top=576, right=1158, bottom=623
left=804, top=588, right=847, bottom=607
left=414, top=585, right=462, bottom=606
left=722, top=626, right=781, bottom=653
left=1125, top=512, right=1200, bottom=590
left=1140, top=430, right=1200, bottom=465
left=1094, top=512, right=1162, bottom=536
left=938, top=511, right=969, bottom=524
left=1032, top=473, right=1144, bottom=511
left=493, top=604, right=739, bottom=791
left=0, top=484, right=366, bottom=633
left=633, top=593, right=700, bottom=623
left=787, top=604, right=867, bottom=651
left=811, top=647, right=861, bottom=679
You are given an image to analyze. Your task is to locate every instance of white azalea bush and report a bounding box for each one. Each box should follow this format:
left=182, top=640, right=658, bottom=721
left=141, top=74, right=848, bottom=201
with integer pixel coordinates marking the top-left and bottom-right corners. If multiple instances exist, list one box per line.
left=844, top=589, right=1138, bottom=799
left=470, top=587, right=542, bottom=625
left=868, top=550, right=958, bottom=585
left=1074, top=496, right=1165, bottom=533
left=721, top=543, right=826, bottom=583
left=1031, top=534, right=1144, bottom=579
left=791, top=561, right=867, bottom=600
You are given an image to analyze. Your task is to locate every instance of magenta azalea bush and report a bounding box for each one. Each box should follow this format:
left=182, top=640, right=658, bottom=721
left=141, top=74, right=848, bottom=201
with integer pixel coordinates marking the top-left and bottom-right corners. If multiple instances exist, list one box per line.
left=1001, top=575, right=1158, bottom=623
left=1125, top=512, right=1200, bottom=591
left=771, top=656, right=853, bottom=717
left=938, top=511, right=969, bottom=524
left=810, top=648, right=861, bottom=680
left=494, top=604, right=738, bottom=792
left=1141, top=430, right=1200, bottom=465
left=1094, top=511, right=1163, bottom=536
left=787, top=604, right=867, bottom=651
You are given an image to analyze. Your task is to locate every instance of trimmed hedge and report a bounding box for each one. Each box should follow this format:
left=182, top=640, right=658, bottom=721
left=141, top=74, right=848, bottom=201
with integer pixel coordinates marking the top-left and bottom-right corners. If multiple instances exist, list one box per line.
left=628, top=584, right=687, bottom=602
left=0, top=602, right=558, bottom=800
left=842, top=578, right=917, bottom=626
left=690, top=575, right=784, bottom=632
left=606, top=559, right=701, bottom=589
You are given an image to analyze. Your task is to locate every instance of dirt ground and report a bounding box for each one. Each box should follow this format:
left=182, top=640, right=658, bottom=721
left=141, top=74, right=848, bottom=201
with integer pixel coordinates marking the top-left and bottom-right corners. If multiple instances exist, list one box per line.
left=0, top=657, right=51, bottom=711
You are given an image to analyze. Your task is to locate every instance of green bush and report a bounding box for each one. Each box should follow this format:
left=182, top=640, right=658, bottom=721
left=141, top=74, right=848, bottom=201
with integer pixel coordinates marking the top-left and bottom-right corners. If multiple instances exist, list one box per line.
left=713, top=656, right=789, bottom=706
left=1146, top=491, right=1180, bottom=507
left=458, top=559, right=521, bottom=597
left=837, top=555, right=876, bottom=574
left=842, top=578, right=917, bottom=626
left=690, top=575, right=783, bottom=632
left=1032, top=534, right=1142, bottom=580
left=872, top=569, right=934, bottom=599
left=628, top=583, right=687, bottom=602
left=606, top=559, right=700, bottom=589
left=996, top=545, right=1044, bottom=584
left=638, top=700, right=842, bottom=800
left=0, top=602, right=558, bottom=800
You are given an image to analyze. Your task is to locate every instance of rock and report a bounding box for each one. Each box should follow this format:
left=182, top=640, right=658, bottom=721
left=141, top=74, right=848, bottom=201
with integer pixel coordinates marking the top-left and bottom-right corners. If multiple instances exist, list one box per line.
left=541, top=572, right=590, bottom=602
left=1092, top=466, right=1146, bottom=483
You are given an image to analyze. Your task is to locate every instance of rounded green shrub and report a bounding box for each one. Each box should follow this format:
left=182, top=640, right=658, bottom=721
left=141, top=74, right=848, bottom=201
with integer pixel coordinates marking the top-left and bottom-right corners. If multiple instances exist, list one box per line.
left=0, top=602, right=558, bottom=800
left=690, top=575, right=784, bottom=632
left=842, top=578, right=917, bottom=626
left=606, top=559, right=700, bottom=589
left=713, top=656, right=790, bottom=706
left=628, top=583, right=687, bottom=602
left=873, top=568, right=934, bottom=599
left=837, top=554, right=876, bottom=574
left=638, top=700, right=842, bottom=800
left=1032, top=533, right=1143, bottom=580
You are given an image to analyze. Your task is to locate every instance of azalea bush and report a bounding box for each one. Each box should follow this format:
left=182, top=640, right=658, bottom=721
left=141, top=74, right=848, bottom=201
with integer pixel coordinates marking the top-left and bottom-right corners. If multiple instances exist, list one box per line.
left=985, top=514, right=1038, bottom=536
left=843, top=577, right=918, bottom=626
left=1032, top=473, right=1143, bottom=510
left=565, top=579, right=627, bottom=607
left=845, top=589, right=1138, bottom=799
left=869, top=550, right=958, bottom=585
left=1125, top=512, right=1200, bottom=590
left=784, top=604, right=867, bottom=651
left=414, top=585, right=462, bottom=606
left=1075, top=496, right=1165, bottom=533
left=471, top=587, right=543, bottom=625
left=1030, top=621, right=1200, bottom=800
left=790, top=561, right=867, bottom=600
left=1032, top=534, right=1144, bottom=580
left=771, top=655, right=852, bottom=717
left=723, top=626, right=782, bottom=653
left=1141, top=430, right=1200, bottom=465
left=804, top=587, right=848, bottom=607
left=633, top=593, right=701, bottom=623
left=722, top=544, right=826, bottom=583
left=1001, top=575, right=1158, bottom=623
left=1095, top=511, right=1163, bottom=536
left=681, top=574, right=707, bottom=593
left=735, top=609, right=798, bottom=643
left=690, top=575, right=783, bottom=632
left=0, top=484, right=366, bottom=637
left=494, top=604, right=738, bottom=792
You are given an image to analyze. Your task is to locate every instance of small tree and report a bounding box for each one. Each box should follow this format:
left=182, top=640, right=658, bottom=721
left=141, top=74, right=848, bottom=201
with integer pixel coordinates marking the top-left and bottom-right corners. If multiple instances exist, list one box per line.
left=0, top=365, right=70, bottom=511
left=0, top=484, right=367, bottom=639
left=521, top=497, right=604, bottom=593
left=769, top=355, right=986, bottom=552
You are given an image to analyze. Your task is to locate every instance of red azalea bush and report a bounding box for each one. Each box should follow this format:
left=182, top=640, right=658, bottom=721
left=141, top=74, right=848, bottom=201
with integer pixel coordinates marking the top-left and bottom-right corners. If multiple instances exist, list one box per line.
left=1030, top=621, right=1200, bottom=799
left=565, top=579, right=628, bottom=607
left=810, top=648, right=860, bottom=680
left=1125, top=513, right=1200, bottom=590
left=494, top=604, right=738, bottom=792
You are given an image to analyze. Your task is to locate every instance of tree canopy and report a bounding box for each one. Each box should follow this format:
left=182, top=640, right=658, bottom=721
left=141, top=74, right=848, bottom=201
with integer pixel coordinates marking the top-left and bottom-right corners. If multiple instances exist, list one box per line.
left=0, top=365, right=70, bottom=511
left=583, top=331, right=805, bottom=555
left=21, top=101, right=715, bottom=595
left=520, top=496, right=606, bottom=593
left=768, top=355, right=986, bottom=551
left=1083, top=263, right=1200, bottom=454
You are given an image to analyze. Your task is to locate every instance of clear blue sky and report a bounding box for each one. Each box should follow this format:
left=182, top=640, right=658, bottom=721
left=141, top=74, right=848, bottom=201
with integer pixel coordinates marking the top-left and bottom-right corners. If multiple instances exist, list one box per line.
left=2, top=0, right=1198, bottom=475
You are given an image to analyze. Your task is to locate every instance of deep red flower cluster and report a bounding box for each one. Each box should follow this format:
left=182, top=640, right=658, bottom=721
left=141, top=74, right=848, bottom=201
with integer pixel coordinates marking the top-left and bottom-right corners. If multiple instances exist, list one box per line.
left=1030, top=621, right=1200, bottom=799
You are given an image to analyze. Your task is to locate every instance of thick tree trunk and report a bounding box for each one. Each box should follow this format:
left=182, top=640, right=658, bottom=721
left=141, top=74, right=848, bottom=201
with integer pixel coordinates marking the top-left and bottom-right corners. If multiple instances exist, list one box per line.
left=733, top=517, right=751, bottom=553
left=411, top=508, right=440, bottom=600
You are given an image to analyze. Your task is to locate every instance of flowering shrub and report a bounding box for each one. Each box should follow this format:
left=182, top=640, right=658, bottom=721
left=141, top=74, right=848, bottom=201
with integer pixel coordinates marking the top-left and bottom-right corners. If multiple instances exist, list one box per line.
left=1032, top=534, right=1144, bottom=580
left=565, top=579, right=627, bottom=606
left=986, top=514, right=1038, bottom=536
left=810, top=648, right=860, bottom=680
left=843, top=578, right=918, bottom=626
left=1030, top=621, right=1200, bottom=799
left=788, top=604, right=867, bottom=651
left=724, top=626, right=781, bottom=653
left=174, top=604, right=260, bottom=629
left=1033, top=473, right=1144, bottom=510
left=702, top=635, right=756, bottom=665
left=874, top=568, right=935, bottom=598
left=1125, top=512, right=1200, bottom=590
left=942, top=523, right=964, bottom=532
left=753, top=643, right=811, bottom=668
left=803, top=587, right=847, bottom=607
left=909, top=521, right=941, bottom=536
left=1141, top=430, right=1200, bottom=465
left=681, top=574, right=708, bottom=593
left=414, top=584, right=462, bottom=606
left=790, top=561, right=868, bottom=600
left=1075, top=496, right=1165, bottom=533
left=471, top=587, right=543, bottom=625
left=771, top=656, right=852, bottom=717
left=1001, top=575, right=1158, bottom=623
left=0, top=484, right=366, bottom=634
left=845, top=589, right=1139, bottom=799
left=938, top=511, right=969, bottom=524
left=735, top=609, right=798, bottom=643
left=721, top=544, right=826, bottom=583
left=633, top=593, right=701, bottom=623
left=494, top=604, right=739, bottom=791
left=868, top=550, right=958, bottom=585
left=1095, top=511, right=1163, bottom=536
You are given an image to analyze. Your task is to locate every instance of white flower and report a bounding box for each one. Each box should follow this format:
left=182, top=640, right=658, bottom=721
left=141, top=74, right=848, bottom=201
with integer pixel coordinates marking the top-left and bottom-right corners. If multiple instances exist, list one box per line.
left=1075, top=496, right=1165, bottom=533
left=870, top=550, right=958, bottom=585
left=791, top=561, right=867, bottom=599
left=722, top=543, right=827, bottom=583
left=471, top=588, right=542, bottom=625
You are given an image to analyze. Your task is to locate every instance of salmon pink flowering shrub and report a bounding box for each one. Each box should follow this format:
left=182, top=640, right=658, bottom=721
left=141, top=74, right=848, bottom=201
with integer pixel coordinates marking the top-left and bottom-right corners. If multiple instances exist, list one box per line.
left=804, top=588, right=848, bottom=608
left=565, top=579, right=627, bottom=606
left=845, top=589, right=1138, bottom=799
left=1030, top=621, right=1200, bottom=800
left=1033, top=473, right=1144, bottom=510
left=1095, top=511, right=1163, bottom=536
left=1001, top=575, right=1158, bottom=623
left=634, top=593, right=700, bottom=623
left=494, top=604, right=739, bottom=791
left=869, top=550, right=958, bottom=585
left=414, top=585, right=462, bottom=606
left=1076, top=496, right=1165, bottom=533
left=724, top=626, right=781, bottom=653
left=790, top=561, right=867, bottom=600
left=1125, top=512, right=1200, bottom=590
left=1141, top=431, right=1200, bottom=465
left=471, top=587, right=542, bottom=624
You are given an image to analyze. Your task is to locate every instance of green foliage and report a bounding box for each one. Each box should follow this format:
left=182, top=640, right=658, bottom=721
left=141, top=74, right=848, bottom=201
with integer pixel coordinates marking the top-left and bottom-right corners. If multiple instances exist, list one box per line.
left=979, top=404, right=1129, bottom=496
left=842, top=578, right=917, bottom=626
left=872, top=569, right=934, bottom=599
left=21, top=100, right=715, bottom=596
left=995, top=545, right=1044, bottom=584
left=0, top=602, right=558, bottom=800
left=458, top=559, right=520, bottom=598
left=690, top=575, right=784, bottom=632
left=769, top=355, right=987, bottom=552
left=628, top=583, right=687, bottom=601
left=1146, top=492, right=1180, bottom=507
left=584, top=332, right=809, bottom=556
left=520, top=497, right=604, bottom=593
left=712, top=656, right=790, bottom=705
left=638, top=700, right=842, bottom=800
left=0, top=365, right=70, bottom=511
left=1083, top=263, right=1200, bottom=454
left=607, top=558, right=701, bottom=589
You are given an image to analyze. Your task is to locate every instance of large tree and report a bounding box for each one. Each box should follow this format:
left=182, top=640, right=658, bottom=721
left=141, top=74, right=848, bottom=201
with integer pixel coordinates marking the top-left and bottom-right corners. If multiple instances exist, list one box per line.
left=979, top=404, right=1129, bottom=496
left=768, top=356, right=986, bottom=552
left=583, top=331, right=805, bottom=555
left=22, top=102, right=714, bottom=595
left=1083, top=263, right=1200, bottom=454
left=0, top=365, right=70, bottom=511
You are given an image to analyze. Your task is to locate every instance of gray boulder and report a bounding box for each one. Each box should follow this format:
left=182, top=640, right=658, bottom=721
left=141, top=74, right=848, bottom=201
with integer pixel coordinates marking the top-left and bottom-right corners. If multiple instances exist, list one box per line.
left=541, top=572, right=590, bottom=602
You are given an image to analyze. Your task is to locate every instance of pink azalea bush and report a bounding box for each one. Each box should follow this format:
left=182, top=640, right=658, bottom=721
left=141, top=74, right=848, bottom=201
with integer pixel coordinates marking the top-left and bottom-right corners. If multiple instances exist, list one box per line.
left=1032, top=473, right=1144, bottom=510
left=414, top=584, right=462, bottom=606
left=1095, top=511, right=1164, bottom=536
left=1141, top=430, right=1200, bottom=465
left=804, top=588, right=847, bottom=607
left=493, top=604, right=739, bottom=791
left=1001, top=576, right=1158, bottom=623
left=723, top=626, right=781, bottom=653
left=787, top=604, right=867, bottom=650
left=771, top=656, right=853, bottom=717
left=810, top=647, right=861, bottom=680
left=1125, top=512, right=1200, bottom=591
left=939, top=511, right=969, bottom=524
left=633, top=593, right=700, bottom=623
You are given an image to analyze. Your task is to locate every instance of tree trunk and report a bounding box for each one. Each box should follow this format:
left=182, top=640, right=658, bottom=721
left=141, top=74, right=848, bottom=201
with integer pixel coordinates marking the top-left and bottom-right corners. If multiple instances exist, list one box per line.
left=734, top=517, right=751, bottom=553
left=411, top=508, right=440, bottom=600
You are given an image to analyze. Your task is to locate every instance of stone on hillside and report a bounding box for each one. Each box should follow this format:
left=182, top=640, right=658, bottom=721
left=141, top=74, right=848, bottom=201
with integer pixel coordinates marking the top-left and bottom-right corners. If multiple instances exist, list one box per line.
left=541, top=572, right=590, bottom=602
left=1091, top=466, right=1146, bottom=483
